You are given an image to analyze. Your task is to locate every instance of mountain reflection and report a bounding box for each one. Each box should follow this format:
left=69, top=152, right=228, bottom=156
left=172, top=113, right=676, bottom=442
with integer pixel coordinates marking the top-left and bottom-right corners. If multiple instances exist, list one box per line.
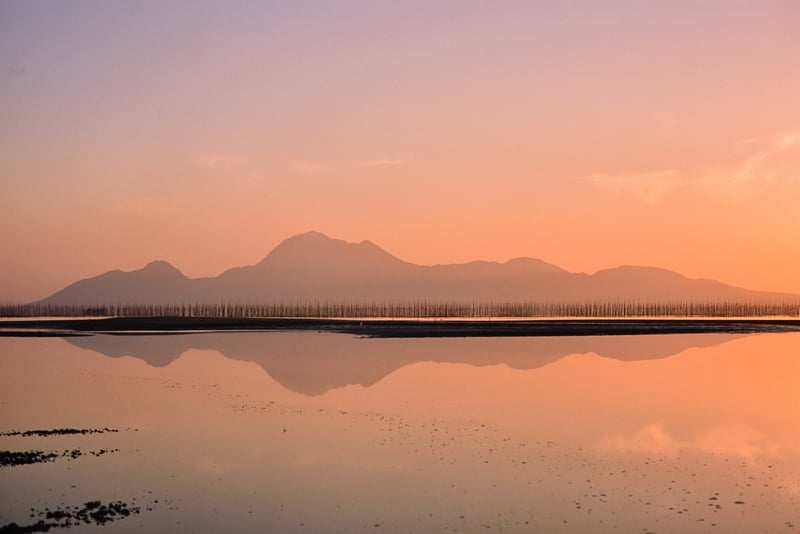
left=66, top=332, right=745, bottom=396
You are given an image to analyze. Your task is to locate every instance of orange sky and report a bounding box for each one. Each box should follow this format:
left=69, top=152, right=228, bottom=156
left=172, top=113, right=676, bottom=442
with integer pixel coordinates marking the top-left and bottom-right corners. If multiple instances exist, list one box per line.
left=1, top=1, right=798, bottom=302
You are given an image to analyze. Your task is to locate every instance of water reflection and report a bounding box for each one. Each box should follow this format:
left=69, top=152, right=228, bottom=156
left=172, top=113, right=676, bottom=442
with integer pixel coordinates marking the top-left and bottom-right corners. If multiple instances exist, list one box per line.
left=1, top=333, right=799, bottom=533
left=66, top=332, right=744, bottom=395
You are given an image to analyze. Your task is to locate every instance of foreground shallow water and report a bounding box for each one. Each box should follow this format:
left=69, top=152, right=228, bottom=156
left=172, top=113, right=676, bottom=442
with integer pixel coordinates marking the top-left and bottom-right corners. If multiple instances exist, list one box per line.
left=1, top=332, right=798, bottom=532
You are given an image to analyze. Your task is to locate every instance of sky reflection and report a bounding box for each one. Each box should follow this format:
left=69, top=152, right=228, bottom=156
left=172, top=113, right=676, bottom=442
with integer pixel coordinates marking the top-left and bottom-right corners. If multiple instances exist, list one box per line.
left=1, top=332, right=798, bottom=532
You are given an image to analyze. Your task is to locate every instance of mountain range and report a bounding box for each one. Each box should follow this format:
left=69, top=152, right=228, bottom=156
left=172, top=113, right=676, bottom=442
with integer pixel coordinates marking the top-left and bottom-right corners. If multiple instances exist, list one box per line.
left=38, top=231, right=797, bottom=305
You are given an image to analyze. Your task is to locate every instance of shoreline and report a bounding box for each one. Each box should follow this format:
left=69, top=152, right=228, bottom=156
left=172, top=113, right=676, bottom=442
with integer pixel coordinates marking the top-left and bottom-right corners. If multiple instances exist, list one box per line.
left=2, top=316, right=800, bottom=338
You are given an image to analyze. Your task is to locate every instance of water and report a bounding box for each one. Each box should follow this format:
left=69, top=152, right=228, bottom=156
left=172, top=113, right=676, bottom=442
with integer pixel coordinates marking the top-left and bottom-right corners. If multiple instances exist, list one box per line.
left=1, top=332, right=798, bottom=532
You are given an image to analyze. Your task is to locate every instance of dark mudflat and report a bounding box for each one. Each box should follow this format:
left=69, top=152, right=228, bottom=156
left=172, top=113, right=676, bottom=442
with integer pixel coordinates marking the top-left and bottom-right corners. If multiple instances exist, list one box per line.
left=0, top=500, right=141, bottom=532
left=0, top=449, right=118, bottom=468
left=1, top=317, right=799, bottom=337
left=0, top=428, right=118, bottom=437
left=0, top=450, right=60, bottom=467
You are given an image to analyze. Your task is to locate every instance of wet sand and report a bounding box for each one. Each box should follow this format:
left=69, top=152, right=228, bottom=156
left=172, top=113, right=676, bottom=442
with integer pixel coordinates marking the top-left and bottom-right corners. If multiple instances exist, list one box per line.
left=1, top=316, right=799, bottom=337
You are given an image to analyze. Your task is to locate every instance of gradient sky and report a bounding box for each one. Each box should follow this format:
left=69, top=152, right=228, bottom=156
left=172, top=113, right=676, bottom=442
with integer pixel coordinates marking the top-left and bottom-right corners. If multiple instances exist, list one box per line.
left=1, top=0, right=798, bottom=302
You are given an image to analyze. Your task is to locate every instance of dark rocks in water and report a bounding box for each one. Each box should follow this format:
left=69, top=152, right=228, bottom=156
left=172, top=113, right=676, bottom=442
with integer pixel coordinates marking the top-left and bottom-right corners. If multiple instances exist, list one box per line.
left=0, top=448, right=119, bottom=468
left=0, top=501, right=142, bottom=532
left=0, top=427, right=122, bottom=468
left=0, top=428, right=118, bottom=437
left=0, top=450, right=59, bottom=467
left=0, top=519, right=53, bottom=533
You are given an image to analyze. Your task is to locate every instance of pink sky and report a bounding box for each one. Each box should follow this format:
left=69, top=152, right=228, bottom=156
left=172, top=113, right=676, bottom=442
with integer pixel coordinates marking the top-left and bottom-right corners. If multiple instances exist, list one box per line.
left=1, top=1, right=798, bottom=302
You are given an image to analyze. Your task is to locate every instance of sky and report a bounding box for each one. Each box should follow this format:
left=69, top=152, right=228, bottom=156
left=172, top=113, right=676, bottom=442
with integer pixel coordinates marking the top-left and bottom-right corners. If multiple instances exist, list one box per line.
left=1, top=0, right=799, bottom=302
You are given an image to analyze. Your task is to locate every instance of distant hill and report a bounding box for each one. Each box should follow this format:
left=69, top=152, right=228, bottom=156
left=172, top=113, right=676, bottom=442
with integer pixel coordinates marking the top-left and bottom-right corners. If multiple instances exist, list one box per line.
left=38, top=231, right=798, bottom=306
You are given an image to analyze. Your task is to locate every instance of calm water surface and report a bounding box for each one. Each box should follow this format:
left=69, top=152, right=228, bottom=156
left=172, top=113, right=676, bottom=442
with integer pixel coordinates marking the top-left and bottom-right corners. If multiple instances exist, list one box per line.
left=1, top=332, right=798, bottom=532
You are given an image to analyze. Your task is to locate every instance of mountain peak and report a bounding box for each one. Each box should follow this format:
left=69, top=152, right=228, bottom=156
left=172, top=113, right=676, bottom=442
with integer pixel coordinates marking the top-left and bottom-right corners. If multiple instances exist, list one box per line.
left=284, top=231, right=332, bottom=242
left=144, top=260, right=177, bottom=269
left=504, top=257, right=567, bottom=274
left=258, top=231, right=407, bottom=270
left=141, top=260, right=184, bottom=276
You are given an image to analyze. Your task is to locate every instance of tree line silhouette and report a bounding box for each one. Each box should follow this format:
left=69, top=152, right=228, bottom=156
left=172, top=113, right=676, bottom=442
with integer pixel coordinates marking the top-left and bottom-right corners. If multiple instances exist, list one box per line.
left=1, top=300, right=798, bottom=318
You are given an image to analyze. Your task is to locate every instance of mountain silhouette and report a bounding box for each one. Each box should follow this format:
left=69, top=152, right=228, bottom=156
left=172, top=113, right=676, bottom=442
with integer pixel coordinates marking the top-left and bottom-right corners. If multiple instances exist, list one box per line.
left=39, top=231, right=797, bottom=305
left=65, top=332, right=745, bottom=396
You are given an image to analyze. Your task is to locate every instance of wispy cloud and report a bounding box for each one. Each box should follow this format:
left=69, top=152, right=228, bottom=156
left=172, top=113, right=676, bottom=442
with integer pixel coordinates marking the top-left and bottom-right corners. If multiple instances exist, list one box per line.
left=699, top=132, right=798, bottom=199
left=358, top=158, right=413, bottom=167
left=290, top=158, right=413, bottom=174
left=587, top=132, right=799, bottom=202
left=648, top=112, right=678, bottom=129
left=192, top=153, right=246, bottom=172
left=587, top=169, right=683, bottom=203
left=8, top=65, right=28, bottom=76
left=292, top=161, right=323, bottom=175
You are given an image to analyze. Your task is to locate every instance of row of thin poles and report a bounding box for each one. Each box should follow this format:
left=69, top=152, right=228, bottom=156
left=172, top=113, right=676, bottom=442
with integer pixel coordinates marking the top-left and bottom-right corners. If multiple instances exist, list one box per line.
left=2, top=300, right=799, bottom=318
